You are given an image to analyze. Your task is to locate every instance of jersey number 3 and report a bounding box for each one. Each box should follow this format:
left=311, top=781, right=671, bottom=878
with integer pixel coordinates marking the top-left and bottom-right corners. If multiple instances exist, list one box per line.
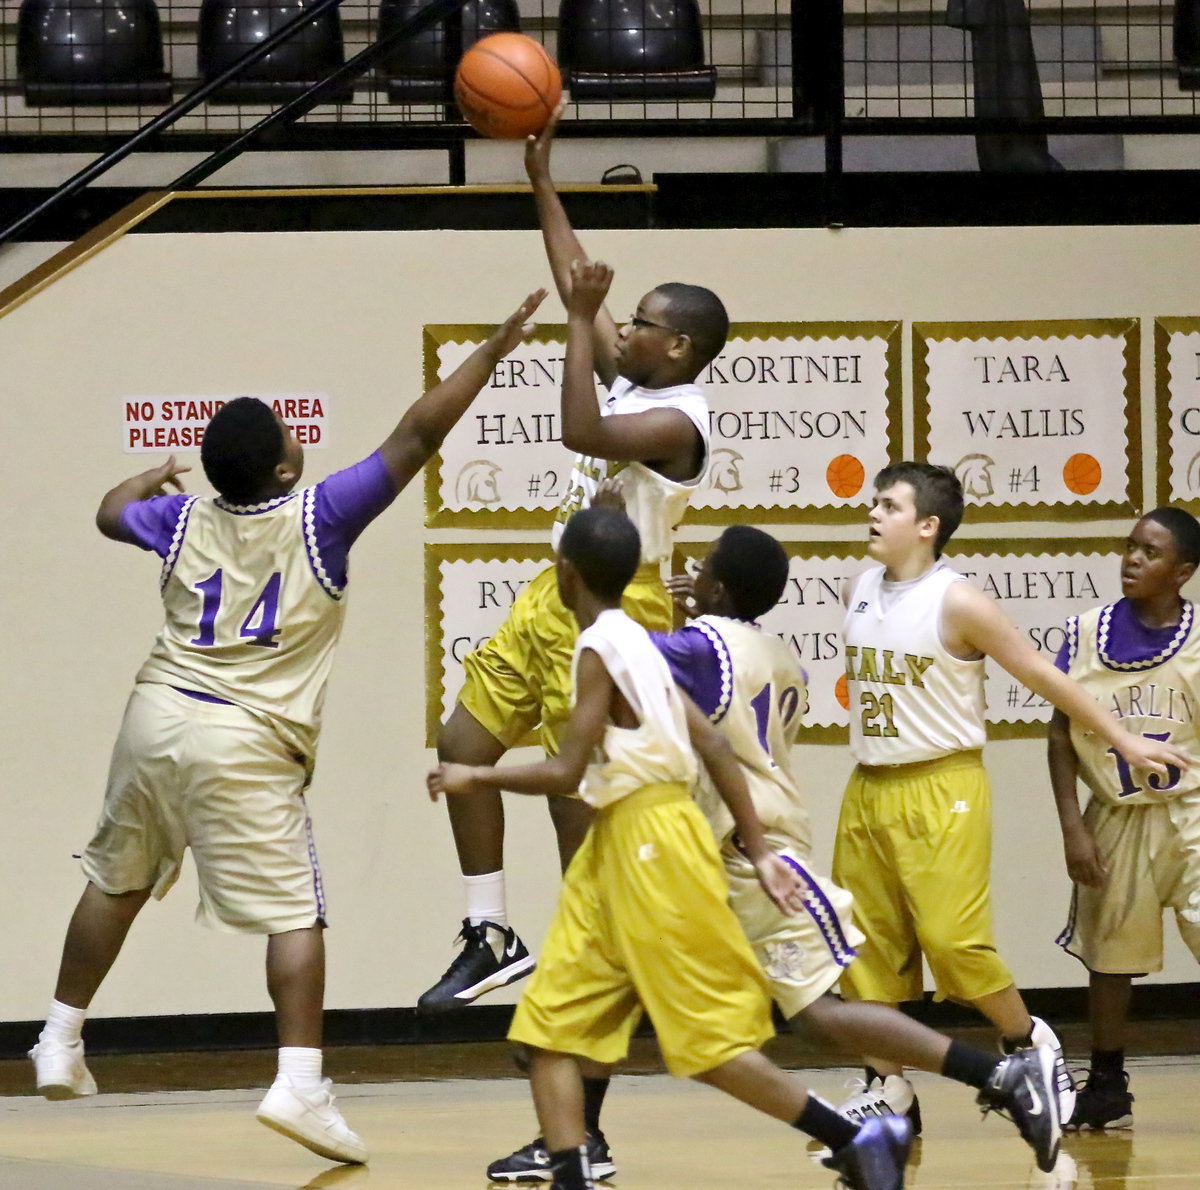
left=191, top=569, right=283, bottom=649
left=1107, top=731, right=1182, bottom=797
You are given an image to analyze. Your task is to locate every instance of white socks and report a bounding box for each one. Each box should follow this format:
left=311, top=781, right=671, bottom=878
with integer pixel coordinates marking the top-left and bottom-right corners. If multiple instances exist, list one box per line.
left=464, top=871, right=507, bottom=928
left=42, top=999, right=86, bottom=1045
left=278, top=1046, right=323, bottom=1091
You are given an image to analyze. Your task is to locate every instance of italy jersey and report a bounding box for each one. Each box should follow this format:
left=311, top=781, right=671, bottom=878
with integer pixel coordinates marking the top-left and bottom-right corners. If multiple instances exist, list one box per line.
left=844, top=561, right=987, bottom=765
left=655, top=616, right=810, bottom=848
left=122, top=452, right=396, bottom=759
left=550, top=377, right=709, bottom=565
left=573, top=608, right=698, bottom=809
left=1057, top=598, right=1200, bottom=806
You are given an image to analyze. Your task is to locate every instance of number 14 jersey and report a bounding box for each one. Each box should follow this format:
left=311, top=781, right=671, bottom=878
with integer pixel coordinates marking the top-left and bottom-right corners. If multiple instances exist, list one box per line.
left=844, top=561, right=986, bottom=766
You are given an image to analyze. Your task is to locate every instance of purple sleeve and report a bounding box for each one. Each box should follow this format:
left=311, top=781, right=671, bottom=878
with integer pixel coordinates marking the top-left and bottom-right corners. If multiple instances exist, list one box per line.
left=1053, top=615, right=1076, bottom=673
left=651, top=625, right=726, bottom=719
left=119, top=494, right=191, bottom=557
left=309, top=451, right=398, bottom=587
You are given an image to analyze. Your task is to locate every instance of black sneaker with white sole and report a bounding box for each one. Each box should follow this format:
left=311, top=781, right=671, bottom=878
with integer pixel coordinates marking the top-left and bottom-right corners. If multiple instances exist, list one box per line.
left=487, top=1132, right=617, bottom=1183
left=978, top=1044, right=1062, bottom=1173
left=1064, top=1069, right=1134, bottom=1131
left=417, top=919, right=535, bottom=1014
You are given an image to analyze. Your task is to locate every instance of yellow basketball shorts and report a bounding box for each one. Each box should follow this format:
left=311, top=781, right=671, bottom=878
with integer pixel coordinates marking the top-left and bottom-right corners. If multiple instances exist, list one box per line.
left=508, top=783, right=774, bottom=1078
left=459, top=562, right=672, bottom=755
left=82, top=682, right=325, bottom=935
left=832, top=750, right=1014, bottom=1004
left=725, top=839, right=864, bottom=1019
left=1057, top=791, right=1200, bottom=974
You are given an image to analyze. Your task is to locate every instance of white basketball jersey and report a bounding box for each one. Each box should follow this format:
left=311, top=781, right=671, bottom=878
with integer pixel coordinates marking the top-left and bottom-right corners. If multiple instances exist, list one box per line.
left=136, top=489, right=346, bottom=755
left=551, top=377, right=709, bottom=565
left=1064, top=602, right=1200, bottom=805
left=844, top=562, right=987, bottom=765
left=689, top=616, right=811, bottom=849
left=573, top=608, right=698, bottom=809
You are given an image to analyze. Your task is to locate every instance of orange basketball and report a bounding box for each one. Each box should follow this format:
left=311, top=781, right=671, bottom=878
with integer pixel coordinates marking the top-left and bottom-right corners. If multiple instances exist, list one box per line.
left=826, top=454, right=865, bottom=499
left=1062, top=452, right=1102, bottom=496
left=454, top=33, right=562, bottom=140
left=834, top=673, right=850, bottom=711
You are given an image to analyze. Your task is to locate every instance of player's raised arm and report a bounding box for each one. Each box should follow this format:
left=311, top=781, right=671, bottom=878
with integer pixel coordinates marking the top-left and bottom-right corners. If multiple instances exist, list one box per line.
left=943, top=580, right=1190, bottom=778
left=378, top=289, right=546, bottom=492
left=96, top=455, right=191, bottom=543
left=524, top=106, right=620, bottom=388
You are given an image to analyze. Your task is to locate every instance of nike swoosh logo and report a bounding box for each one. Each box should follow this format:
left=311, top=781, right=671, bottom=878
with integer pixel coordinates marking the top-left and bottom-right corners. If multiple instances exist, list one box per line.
left=505, top=940, right=520, bottom=958
left=1023, top=1075, right=1044, bottom=1116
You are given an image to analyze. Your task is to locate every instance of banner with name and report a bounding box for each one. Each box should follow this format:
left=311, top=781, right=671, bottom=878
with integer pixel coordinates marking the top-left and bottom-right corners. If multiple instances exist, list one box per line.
left=121, top=394, right=329, bottom=453
left=673, top=541, right=1122, bottom=741
left=424, top=543, right=553, bottom=746
left=424, top=322, right=902, bottom=529
left=914, top=320, right=1140, bottom=521
left=1155, top=317, right=1200, bottom=508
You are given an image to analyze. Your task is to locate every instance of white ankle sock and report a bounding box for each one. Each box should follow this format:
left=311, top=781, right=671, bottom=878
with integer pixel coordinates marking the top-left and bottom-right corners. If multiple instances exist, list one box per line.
left=464, top=871, right=507, bottom=928
left=43, top=999, right=86, bottom=1045
left=278, top=1046, right=323, bottom=1090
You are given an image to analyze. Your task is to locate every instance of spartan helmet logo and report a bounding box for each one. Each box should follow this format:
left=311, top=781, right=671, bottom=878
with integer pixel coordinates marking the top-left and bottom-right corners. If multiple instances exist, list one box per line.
left=1187, top=451, right=1200, bottom=493
left=954, top=453, right=996, bottom=499
left=455, top=460, right=502, bottom=506
left=707, top=448, right=745, bottom=494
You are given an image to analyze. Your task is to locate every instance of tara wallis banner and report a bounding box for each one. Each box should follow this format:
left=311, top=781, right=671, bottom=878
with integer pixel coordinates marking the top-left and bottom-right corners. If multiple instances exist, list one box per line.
left=913, top=320, right=1141, bottom=522
left=423, top=322, right=903, bottom=530
left=672, top=540, right=1122, bottom=743
left=1156, top=317, right=1200, bottom=508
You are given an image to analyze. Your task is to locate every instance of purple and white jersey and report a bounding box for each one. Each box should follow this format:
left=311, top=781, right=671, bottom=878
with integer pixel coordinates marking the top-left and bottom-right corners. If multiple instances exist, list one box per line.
left=124, top=451, right=396, bottom=754
left=1056, top=597, right=1200, bottom=805
left=654, top=615, right=811, bottom=849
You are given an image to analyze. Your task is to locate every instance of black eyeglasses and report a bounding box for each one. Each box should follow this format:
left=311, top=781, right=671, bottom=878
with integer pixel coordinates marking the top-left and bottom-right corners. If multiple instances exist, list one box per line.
left=629, top=314, right=682, bottom=335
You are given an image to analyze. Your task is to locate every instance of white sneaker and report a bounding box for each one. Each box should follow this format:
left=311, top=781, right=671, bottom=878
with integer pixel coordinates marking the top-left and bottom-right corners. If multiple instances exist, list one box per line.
left=838, top=1074, right=918, bottom=1125
left=29, top=1037, right=97, bottom=1100
left=256, top=1075, right=368, bottom=1165
left=1029, top=1018, right=1076, bottom=1127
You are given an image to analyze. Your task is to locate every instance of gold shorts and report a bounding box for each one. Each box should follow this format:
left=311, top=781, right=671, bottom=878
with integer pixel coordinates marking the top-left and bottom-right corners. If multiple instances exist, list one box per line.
left=1057, top=791, right=1200, bottom=974
left=509, top=783, right=774, bottom=1078
left=82, top=683, right=324, bottom=935
left=832, top=751, right=1014, bottom=1004
left=459, top=562, right=671, bottom=756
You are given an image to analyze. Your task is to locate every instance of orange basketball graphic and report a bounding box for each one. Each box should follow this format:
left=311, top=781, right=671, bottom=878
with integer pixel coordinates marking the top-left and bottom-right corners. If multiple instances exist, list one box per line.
left=1062, top=453, right=1102, bottom=496
left=827, top=454, right=865, bottom=499
left=834, top=673, right=850, bottom=710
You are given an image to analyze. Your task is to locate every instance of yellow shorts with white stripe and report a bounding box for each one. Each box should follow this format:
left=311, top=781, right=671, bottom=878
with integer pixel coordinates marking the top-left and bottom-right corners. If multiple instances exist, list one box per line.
left=459, top=562, right=672, bottom=755
left=832, top=750, right=1014, bottom=1005
left=508, top=783, right=774, bottom=1078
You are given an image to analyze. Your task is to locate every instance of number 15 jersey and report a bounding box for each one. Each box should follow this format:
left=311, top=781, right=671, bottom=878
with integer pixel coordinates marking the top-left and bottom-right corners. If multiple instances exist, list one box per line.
left=844, top=561, right=986, bottom=766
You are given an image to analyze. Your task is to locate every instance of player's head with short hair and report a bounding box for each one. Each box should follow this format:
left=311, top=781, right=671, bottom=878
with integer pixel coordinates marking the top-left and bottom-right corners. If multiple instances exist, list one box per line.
left=702, top=526, right=790, bottom=620
left=1140, top=507, right=1200, bottom=568
left=873, top=461, right=963, bottom=556
left=654, top=283, right=730, bottom=371
left=558, top=506, right=641, bottom=605
left=202, top=397, right=293, bottom=504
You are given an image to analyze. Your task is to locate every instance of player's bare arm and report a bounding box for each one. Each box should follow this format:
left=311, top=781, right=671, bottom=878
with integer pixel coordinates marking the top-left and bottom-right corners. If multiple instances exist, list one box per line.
left=1046, top=709, right=1109, bottom=888
left=563, top=261, right=701, bottom=479
left=96, top=455, right=191, bottom=543
left=524, top=107, right=620, bottom=386
left=428, top=647, right=614, bottom=800
left=379, top=289, right=546, bottom=491
left=943, top=580, right=1189, bottom=778
left=680, top=695, right=805, bottom=917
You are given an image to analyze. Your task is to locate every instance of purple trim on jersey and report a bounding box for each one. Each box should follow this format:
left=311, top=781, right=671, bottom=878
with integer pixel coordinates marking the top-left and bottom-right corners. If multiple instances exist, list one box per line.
left=651, top=625, right=728, bottom=720
left=304, top=451, right=397, bottom=595
left=1053, top=615, right=1079, bottom=674
left=120, top=493, right=192, bottom=558
left=213, top=492, right=297, bottom=515
left=159, top=497, right=199, bottom=592
left=1097, top=597, right=1192, bottom=670
left=780, top=852, right=857, bottom=968
left=172, top=686, right=233, bottom=705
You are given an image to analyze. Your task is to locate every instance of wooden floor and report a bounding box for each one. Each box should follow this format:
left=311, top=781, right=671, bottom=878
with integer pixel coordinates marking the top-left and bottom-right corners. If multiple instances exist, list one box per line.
left=0, top=1051, right=1195, bottom=1190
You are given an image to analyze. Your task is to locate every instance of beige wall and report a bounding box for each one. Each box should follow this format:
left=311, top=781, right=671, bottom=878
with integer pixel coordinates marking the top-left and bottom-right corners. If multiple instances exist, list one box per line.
left=2, top=220, right=1197, bottom=1024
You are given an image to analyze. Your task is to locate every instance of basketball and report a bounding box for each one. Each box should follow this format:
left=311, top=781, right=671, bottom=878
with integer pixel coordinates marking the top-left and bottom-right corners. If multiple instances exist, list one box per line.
left=1062, top=452, right=1102, bottom=496
left=454, top=33, right=562, bottom=140
left=834, top=673, right=850, bottom=710
left=826, top=453, right=865, bottom=498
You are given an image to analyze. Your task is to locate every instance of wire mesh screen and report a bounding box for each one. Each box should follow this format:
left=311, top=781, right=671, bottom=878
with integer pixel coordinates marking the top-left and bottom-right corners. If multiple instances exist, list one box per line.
left=0, top=0, right=1198, bottom=139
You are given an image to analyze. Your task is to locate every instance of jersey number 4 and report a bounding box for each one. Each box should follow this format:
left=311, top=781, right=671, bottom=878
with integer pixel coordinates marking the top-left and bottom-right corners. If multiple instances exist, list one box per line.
left=191, top=569, right=283, bottom=649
